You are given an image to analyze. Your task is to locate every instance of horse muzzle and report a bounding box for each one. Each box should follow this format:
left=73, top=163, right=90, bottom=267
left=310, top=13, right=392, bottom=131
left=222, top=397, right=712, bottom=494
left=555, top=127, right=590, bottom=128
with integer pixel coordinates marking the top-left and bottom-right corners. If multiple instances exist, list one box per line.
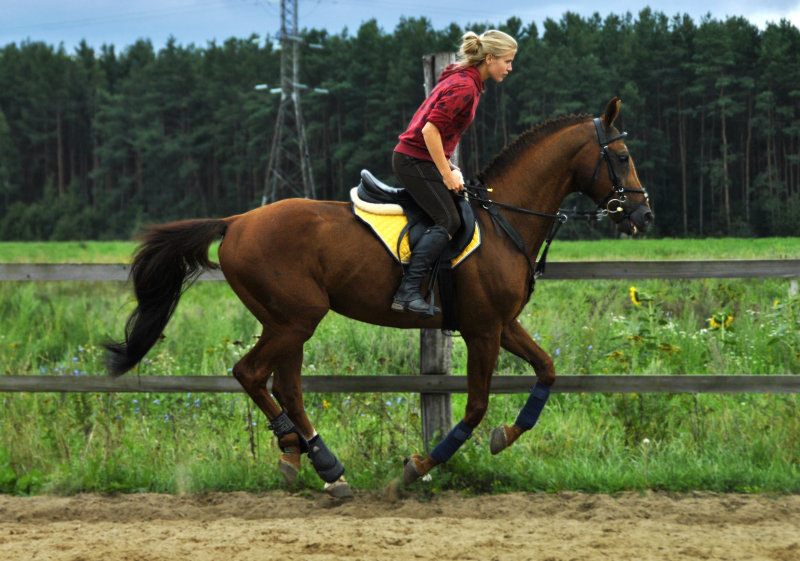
left=615, top=202, right=653, bottom=235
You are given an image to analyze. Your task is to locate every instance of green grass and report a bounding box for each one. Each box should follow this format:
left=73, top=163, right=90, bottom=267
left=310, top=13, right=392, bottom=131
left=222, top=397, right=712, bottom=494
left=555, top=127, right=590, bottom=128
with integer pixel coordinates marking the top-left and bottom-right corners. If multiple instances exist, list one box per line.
left=547, top=236, right=800, bottom=260
left=0, top=241, right=140, bottom=263
left=1, top=239, right=798, bottom=495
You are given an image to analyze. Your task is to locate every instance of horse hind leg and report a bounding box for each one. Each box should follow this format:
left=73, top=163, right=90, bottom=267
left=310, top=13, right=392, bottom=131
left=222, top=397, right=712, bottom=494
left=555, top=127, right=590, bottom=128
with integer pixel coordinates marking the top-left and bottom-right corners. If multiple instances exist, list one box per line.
left=266, top=345, right=309, bottom=486
left=231, top=335, right=311, bottom=480
left=271, top=345, right=353, bottom=498
left=235, top=329, right=352, bottom=498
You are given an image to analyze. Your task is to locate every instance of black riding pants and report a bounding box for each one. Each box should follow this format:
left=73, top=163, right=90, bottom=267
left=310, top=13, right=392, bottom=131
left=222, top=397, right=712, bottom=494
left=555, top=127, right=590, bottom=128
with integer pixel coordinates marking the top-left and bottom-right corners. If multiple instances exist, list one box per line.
left=392, top=151, right=461, bottom=237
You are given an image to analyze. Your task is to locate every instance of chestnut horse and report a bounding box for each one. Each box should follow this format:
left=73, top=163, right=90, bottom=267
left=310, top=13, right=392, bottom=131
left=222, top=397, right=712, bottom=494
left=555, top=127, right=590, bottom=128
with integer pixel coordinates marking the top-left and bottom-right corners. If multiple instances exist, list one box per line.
left=105, top=98, right=652, bottom=497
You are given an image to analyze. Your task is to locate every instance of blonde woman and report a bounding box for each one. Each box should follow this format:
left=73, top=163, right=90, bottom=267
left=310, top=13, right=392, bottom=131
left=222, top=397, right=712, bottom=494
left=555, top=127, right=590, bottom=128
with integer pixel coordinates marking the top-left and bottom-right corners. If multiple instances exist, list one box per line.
left=391, top=29, right=517, bottom=315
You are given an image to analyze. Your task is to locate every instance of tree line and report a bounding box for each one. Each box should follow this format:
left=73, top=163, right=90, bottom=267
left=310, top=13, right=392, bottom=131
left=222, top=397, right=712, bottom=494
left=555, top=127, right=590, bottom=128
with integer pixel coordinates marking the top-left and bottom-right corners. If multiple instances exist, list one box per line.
left=1, top=10, right=799, bottom=240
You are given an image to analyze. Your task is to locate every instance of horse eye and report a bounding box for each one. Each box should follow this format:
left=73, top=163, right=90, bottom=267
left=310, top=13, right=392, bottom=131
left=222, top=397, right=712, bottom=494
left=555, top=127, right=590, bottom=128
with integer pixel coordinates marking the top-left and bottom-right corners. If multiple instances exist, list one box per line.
left=618, top=154, right=630, bottom=163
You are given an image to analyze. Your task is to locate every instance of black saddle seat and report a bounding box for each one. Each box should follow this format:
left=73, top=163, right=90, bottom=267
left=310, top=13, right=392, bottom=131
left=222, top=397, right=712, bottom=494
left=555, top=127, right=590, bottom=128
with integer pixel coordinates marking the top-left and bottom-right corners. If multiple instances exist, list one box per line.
left=357, top=169, right=409, bottom=205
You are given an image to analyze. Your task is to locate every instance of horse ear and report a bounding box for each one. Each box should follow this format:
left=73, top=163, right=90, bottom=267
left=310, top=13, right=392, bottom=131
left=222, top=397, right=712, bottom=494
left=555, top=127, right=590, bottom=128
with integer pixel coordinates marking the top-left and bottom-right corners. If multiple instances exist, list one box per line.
left=602, top=97, right=621, bottom=128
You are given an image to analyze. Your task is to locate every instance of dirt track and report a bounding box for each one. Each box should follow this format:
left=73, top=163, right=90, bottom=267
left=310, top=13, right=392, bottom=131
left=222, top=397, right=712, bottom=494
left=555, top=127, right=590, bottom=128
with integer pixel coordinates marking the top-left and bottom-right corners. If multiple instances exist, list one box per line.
left=1, top=490, right=798, bottom=561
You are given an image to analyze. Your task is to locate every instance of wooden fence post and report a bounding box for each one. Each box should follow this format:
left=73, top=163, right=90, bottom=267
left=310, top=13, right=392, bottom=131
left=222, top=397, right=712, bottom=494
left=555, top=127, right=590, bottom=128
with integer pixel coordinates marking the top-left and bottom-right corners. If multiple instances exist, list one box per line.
left=420, top=329, right=453, bottom=451
left=419, top=52, right=458, bottom=451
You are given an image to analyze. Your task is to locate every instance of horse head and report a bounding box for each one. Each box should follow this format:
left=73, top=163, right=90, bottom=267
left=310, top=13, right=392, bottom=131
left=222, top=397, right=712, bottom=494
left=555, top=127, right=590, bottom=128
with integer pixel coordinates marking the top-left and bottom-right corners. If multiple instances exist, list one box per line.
left=581, top=98, right=653, bottom=235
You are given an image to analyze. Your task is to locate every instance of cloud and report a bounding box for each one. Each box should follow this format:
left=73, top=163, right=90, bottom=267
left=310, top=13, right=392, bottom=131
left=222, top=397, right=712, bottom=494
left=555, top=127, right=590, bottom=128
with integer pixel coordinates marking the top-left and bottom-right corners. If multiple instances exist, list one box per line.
left=744, top=5, right=800, bottom=27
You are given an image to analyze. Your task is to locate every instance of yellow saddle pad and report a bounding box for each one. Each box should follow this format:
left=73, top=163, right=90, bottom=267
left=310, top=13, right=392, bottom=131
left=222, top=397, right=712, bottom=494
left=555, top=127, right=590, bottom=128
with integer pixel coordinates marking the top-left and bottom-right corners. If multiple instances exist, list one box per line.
left=351, top=188, right=481, bottom=267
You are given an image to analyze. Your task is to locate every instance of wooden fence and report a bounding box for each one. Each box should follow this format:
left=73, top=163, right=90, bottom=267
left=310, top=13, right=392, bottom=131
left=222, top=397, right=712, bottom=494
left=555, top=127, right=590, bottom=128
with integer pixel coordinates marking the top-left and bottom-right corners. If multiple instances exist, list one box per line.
left=2, top=259, right=800, bottom=281
left=0, top=374, right=798, bottom=394
left=3, top=259, right=799, bottom=448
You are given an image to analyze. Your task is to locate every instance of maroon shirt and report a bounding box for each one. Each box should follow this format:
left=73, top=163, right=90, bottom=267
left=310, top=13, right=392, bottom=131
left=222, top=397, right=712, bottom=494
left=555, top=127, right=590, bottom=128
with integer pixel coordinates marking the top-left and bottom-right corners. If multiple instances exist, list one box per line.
left=394, top=64, right=485, bottom=161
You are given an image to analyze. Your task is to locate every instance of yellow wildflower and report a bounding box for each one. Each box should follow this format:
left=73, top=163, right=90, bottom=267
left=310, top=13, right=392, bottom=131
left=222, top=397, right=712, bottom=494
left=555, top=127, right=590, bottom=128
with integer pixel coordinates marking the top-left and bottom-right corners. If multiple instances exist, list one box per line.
left=658, top=343, right=682, bottom=355
left=629, top=286, right=642, bottom=306
left=322, top=399, right=331, bottom=409
left=606, top=350, right=628, bottom=362
left=709, top=315, right=733, bottom=329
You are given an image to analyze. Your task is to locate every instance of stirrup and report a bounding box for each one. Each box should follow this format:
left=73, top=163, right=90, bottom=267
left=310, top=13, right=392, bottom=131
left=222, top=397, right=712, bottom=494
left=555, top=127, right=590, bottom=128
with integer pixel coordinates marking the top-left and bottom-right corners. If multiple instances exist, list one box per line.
left=391, top=296, right=440, bottom=316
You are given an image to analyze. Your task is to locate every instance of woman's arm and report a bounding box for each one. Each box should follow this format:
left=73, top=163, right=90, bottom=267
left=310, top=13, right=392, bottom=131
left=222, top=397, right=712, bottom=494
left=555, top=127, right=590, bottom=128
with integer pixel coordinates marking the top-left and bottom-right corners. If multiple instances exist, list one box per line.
left=422, top=121, right=464, bottom=192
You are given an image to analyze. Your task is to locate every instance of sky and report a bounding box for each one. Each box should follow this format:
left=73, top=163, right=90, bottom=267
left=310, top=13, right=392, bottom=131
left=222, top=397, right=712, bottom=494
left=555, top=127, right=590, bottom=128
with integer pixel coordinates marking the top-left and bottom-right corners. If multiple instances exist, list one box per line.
left=1, top=0, right=799, bottom=53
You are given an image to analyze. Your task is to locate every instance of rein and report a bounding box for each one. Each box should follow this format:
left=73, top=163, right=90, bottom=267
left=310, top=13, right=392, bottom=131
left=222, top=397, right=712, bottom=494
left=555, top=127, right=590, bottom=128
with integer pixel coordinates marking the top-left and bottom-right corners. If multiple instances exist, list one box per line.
left=462, top=185, right=562, bottom=295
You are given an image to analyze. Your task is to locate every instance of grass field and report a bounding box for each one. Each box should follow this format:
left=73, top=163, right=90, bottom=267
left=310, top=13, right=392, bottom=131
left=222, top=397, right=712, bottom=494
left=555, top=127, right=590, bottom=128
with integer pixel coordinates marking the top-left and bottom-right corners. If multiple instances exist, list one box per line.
left=1, top=238, right=798, bottom=495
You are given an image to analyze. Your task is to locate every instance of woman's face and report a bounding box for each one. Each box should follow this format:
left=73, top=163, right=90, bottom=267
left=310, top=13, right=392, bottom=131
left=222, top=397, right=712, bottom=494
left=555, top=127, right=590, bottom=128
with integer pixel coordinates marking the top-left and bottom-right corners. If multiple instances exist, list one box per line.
left=484, top=50, right=516, bottom=82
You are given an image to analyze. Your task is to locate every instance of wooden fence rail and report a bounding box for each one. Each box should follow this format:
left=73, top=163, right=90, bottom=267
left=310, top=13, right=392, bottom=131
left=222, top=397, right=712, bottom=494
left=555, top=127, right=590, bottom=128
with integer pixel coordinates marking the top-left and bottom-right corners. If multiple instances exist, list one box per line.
left=2, top=259, right=799, bottom=281
left=1, top=375, right=798, bottom=394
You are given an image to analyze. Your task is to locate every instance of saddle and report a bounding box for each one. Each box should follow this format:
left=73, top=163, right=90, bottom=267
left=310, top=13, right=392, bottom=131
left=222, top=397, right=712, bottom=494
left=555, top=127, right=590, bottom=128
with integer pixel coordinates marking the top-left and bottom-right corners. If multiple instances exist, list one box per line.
left=351, top=169, right=482, bottom=331
left=353, top=169, right=479, bottom=264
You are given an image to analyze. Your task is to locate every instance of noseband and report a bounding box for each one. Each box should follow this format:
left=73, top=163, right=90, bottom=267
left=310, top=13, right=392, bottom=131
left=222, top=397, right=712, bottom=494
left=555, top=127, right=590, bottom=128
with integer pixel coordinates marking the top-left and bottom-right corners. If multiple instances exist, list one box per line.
left=590, top=117, right=649, bottom=216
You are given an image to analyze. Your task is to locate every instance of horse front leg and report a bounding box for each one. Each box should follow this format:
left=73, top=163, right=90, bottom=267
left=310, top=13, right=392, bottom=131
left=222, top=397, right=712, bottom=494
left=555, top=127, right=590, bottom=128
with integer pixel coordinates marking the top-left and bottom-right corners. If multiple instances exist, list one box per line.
left=491, top=319, right=555, bottom=455
left=404, top=332, right=500, bottom=485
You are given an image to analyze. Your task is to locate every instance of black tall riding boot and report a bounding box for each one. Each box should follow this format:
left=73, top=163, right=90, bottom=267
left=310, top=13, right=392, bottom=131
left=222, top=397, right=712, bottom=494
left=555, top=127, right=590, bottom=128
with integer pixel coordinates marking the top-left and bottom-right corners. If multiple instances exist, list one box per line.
left=391, top=225, right=450, bottom=315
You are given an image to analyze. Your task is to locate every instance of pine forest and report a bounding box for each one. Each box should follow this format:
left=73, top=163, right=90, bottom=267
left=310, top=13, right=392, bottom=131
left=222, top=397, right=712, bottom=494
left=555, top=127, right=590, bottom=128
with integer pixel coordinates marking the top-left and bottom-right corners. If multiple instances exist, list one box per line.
left=1, top=10, right=799, bottom=239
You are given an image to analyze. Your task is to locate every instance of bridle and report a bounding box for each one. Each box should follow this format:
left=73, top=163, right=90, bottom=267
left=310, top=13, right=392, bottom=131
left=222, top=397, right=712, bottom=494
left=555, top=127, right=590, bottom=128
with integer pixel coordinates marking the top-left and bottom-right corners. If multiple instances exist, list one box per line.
left=590, top=117, right=649, bottom=218
left=462, top=118, right=651, bottom=295
left=466, top=118, right=649, bottom=223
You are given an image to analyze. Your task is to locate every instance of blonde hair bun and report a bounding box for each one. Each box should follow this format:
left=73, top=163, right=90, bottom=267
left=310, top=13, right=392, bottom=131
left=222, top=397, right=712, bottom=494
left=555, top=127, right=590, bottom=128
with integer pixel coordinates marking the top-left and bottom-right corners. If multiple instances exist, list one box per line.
left=459, top=29, right=517, bottom=67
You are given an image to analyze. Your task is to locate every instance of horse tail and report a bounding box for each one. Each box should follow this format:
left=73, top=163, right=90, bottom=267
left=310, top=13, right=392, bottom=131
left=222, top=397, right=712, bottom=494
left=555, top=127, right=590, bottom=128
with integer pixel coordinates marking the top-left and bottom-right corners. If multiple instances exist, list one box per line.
left=104, top=218, right=231, bottom=377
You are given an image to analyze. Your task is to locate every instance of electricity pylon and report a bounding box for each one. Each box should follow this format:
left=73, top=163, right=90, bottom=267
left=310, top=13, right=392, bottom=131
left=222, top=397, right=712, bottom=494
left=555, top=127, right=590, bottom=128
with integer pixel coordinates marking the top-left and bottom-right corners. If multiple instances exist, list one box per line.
left=261, top=0, right=316, bottom=205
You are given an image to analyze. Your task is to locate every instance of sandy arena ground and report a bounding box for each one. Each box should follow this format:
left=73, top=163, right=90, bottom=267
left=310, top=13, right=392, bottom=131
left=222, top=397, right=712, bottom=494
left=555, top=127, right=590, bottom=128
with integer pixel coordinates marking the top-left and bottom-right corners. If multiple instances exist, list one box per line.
left=0, top=490, right=798, bottom=561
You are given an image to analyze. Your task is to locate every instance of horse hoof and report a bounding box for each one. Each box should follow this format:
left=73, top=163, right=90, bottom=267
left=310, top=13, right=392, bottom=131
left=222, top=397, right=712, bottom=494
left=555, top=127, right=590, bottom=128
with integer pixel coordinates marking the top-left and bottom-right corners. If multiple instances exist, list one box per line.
left=278, top=455, right=300, bottom=486
left=402, top=455, right=424, bottom=486
left=490, top=425, right=508, bottom=455
left=324, top=477, right=354, bottom=499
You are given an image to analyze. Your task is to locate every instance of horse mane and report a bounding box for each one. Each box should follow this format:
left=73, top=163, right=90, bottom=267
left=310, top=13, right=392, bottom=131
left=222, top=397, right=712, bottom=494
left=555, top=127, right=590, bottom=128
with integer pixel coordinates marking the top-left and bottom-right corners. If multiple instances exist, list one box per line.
left=477, top=113, right=592, bottom=183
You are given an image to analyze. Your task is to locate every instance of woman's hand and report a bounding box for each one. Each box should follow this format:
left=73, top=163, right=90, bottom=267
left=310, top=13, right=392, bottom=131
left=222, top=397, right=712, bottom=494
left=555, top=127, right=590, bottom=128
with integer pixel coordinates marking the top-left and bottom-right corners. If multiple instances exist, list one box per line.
left=443, top=169, right=465, bottom=192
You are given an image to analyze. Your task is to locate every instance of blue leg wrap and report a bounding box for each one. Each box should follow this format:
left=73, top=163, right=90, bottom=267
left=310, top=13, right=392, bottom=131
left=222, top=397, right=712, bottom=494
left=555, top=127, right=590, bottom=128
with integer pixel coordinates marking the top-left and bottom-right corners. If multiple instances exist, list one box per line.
left=514, top=382, right=551, bottom=431
left=430, top=420, right=473, bottom=464
left=307, top=434, right=345, bottom=483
